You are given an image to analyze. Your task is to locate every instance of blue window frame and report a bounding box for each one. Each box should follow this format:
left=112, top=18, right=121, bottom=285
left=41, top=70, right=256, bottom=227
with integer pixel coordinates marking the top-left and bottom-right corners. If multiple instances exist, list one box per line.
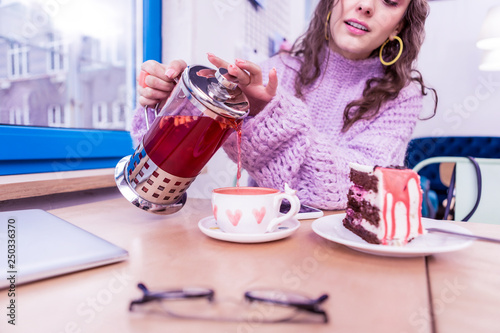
left=143, top=0, right=162, bottom=62
left=0, top=0, right=162, bottom=176
left=0, top=125, right=134, bottom=175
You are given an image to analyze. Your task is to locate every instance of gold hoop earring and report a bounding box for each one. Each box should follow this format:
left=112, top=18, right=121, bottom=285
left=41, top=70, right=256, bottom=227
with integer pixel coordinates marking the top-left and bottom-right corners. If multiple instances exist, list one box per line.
left=379, top=36, right=403, bottom=66
left=325, top=11, right=332, bottom=41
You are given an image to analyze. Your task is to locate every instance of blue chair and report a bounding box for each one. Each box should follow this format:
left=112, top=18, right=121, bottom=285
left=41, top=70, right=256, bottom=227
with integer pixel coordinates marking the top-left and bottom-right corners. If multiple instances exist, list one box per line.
left=406, top=137, right=500, bottom=200
left=413, top=157, right=500, bottom=224
left=405, top=137, right=500, bottom=224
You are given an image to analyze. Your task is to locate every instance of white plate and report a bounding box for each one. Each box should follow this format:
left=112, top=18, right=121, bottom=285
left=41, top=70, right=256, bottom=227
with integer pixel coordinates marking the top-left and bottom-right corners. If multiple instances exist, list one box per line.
left=198, top=216, right=300, bottom=243
left=311, top=214, right=474, bottom=257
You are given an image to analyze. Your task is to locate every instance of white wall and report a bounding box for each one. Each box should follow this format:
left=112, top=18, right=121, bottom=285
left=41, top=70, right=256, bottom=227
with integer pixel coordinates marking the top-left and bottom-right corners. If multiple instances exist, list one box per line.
left=162, top=0, right=244, bottom=66
left=414, top=0, right=500, bottom=138
left=162, top=0, right=309, bottom=65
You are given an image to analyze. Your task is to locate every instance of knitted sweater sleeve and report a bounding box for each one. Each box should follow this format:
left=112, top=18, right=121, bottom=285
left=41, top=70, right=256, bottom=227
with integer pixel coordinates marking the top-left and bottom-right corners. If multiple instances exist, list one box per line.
left=130, top=106, right=156, bottom=147
left=223, top=83, right=423, bottom=210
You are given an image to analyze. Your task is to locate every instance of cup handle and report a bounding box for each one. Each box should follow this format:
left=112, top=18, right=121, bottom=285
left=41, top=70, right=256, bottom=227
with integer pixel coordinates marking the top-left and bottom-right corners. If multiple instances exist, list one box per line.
left=266, top=192, right=300, bottom=233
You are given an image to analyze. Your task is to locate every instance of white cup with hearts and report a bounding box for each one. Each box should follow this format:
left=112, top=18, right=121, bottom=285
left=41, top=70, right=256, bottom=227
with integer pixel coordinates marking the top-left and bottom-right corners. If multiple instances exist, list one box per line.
left=211, top=184, right=300, bottom=234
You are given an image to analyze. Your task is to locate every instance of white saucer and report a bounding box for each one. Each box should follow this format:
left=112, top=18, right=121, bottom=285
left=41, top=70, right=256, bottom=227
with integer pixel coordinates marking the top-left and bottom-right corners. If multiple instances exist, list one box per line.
left=312, top=214, right=474, bottom=258
left=198, top=216, right=300, bottom=243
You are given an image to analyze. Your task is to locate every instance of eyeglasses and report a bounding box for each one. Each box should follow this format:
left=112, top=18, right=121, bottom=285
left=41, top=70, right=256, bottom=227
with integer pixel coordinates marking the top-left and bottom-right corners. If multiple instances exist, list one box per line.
left=129, top=283, right=329, bottom=324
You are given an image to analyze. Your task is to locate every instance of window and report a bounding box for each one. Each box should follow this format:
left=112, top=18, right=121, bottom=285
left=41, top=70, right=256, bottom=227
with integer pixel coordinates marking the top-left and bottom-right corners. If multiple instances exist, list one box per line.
left=7, top=42, right=29, bottom=78
left=47, top=105, right=67, bottom=127
left=47, top=33, right=67, bottom=73
left=112, top=102, right=127, bottom=129
left=9, top=107, right=29, bottom=125
left=92, top=102, right=107, bottom=129
left=0, top=0, right=156, bottom=176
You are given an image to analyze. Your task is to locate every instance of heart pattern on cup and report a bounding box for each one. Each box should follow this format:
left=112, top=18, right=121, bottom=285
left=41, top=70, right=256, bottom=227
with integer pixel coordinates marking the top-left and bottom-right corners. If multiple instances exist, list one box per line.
left=212, top=205, right=218, bottom=219
left=252, top=207, right=266, bottom=224
left=226, top=209, right=242, bottom=226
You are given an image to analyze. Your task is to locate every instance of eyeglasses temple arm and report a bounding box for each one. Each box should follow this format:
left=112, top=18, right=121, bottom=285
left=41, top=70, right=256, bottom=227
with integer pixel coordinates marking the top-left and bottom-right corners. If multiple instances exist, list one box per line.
left=316, top=294, right=329, bottom=304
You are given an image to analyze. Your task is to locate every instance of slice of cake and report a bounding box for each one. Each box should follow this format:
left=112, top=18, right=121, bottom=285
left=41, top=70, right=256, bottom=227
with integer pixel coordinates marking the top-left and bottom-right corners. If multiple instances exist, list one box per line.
left=342, top=163, right=424, bottom=246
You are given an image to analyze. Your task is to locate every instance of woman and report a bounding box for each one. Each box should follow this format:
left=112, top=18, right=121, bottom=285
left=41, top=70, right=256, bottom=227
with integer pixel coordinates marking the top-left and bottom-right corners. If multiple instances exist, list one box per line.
left=132, top=0, right=437, bottom=210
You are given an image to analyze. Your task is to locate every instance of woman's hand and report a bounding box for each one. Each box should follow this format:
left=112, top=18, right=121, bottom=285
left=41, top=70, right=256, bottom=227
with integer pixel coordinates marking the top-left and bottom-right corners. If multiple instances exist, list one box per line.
left=207, top=53, right=278, bottom=116
left=137, top=59, right=187, bottom=108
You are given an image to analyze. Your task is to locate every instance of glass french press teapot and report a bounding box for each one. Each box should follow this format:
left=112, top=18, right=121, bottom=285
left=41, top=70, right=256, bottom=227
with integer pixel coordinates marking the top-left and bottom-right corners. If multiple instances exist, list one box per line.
left=115, top=65, right=249, bottom=214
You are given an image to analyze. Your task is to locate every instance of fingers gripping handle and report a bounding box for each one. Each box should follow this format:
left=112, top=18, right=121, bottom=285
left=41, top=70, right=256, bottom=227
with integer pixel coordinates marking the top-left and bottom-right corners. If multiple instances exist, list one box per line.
left=142, top=70, right=180, bottom=130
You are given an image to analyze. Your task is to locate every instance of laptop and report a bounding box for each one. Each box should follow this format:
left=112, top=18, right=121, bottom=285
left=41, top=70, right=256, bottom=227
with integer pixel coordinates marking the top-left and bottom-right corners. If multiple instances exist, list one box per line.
left=0, top=209, right=129, bottom=288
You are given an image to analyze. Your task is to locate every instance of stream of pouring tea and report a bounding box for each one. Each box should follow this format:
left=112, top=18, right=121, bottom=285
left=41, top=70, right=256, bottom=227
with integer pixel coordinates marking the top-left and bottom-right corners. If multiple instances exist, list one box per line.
left=236, top=125, right=242, bottom=187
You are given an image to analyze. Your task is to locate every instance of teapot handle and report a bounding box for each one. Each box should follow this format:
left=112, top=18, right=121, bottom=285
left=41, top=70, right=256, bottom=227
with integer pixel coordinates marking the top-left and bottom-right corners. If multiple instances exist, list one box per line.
left=144, top=103, right=160, bottom=131
left=144, top=75, right=180, bottom=130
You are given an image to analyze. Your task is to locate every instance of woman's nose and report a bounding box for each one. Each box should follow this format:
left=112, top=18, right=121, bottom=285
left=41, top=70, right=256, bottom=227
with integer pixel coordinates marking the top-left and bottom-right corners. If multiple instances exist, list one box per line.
left=356, top=0, right=374, bottom=16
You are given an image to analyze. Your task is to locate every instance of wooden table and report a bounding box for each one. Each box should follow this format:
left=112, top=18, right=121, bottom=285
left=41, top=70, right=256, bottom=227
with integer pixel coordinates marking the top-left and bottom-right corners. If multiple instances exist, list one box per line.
left=1, top=196, right=499, bottom=333
left=426, top=221, right=500, bottom=333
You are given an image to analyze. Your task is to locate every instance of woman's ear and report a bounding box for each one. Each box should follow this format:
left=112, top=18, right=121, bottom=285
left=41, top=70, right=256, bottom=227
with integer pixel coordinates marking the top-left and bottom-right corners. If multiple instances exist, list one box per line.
left=389, top=21, right=405, bottom=40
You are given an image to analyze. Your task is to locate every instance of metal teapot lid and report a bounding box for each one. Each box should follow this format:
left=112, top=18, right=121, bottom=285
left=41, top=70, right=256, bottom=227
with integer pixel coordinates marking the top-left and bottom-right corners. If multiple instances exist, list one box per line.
left=182, top=65, right=250, bottom=119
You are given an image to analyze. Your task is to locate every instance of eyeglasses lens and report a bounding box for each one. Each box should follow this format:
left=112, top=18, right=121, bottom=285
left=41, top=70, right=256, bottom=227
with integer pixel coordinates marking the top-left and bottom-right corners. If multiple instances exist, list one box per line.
left=246, top=290, right=313, bottom=304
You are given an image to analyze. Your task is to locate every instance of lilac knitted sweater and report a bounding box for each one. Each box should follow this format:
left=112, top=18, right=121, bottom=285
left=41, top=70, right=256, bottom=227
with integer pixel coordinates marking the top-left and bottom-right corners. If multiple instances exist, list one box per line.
left=130, top=48, right=423, bottom=210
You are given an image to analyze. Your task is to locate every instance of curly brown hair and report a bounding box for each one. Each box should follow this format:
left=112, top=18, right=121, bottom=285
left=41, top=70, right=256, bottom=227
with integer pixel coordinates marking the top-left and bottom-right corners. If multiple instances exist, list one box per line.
left=290, top=0, right=437, bottom=132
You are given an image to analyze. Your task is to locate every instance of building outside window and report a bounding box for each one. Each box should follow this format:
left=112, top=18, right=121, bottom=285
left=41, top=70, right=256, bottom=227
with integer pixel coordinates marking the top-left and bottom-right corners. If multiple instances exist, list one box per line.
left=0, top=0, right=136, bottom=130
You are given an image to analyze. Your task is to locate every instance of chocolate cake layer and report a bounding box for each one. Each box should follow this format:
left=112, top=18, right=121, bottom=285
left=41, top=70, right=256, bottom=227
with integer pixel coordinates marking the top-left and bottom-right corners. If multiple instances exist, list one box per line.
left=342, top=215, right=381, bottom=245
left=350, top=169, right=378, bottom=192
left=346, top=190, right=380, bottom=227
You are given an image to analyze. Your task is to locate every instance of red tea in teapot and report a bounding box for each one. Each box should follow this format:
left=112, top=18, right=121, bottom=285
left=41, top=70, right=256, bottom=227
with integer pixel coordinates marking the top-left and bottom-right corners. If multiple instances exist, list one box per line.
left=143, top=115, right=241, bottom=178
